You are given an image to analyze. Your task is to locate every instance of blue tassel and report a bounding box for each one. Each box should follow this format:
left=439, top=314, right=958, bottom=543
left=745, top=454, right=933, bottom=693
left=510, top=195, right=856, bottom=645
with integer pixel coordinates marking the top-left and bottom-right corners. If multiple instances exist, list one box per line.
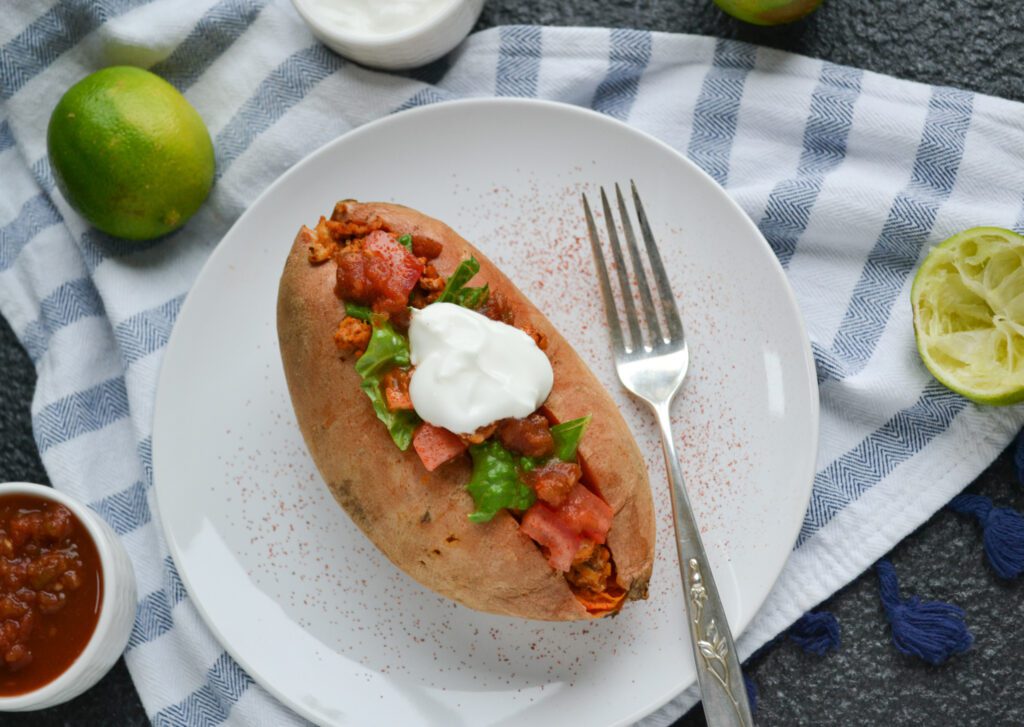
left=875, top=559, right=972, bottom=666
left=743, top=673, right=758, bottom=714
left=949, top=494, right=1024, bottom=580
left=1015, top=428, right=1024, bottom=486
left=786, top=610, right=841, bottom=656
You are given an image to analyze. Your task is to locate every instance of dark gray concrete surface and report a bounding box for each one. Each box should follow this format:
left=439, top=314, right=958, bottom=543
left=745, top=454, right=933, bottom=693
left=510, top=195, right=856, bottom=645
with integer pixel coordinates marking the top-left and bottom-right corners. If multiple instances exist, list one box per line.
left=3, top=1, right=1024, bottom=725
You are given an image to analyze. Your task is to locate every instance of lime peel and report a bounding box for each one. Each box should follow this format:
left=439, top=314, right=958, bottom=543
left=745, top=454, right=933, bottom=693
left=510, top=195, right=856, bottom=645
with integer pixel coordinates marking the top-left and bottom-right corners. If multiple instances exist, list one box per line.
left=47, top=66, right=214, bottom=241
left=713, top=0, right=823, bottom=25
left=912, top=226, right=1024, bottom=405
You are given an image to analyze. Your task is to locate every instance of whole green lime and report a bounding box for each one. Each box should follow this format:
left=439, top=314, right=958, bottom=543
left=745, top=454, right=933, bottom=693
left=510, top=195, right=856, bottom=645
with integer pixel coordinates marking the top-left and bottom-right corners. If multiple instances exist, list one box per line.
left=47, top=66, right=215, bottom=241
left=713, top=0, right=823, bottom=25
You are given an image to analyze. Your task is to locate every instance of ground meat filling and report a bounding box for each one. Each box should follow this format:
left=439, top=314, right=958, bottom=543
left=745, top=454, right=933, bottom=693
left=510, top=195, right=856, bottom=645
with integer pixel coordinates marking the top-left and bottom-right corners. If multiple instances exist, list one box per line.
left=410, top=234, right=443, bottom=259
left=477, top=292, right=546, bottom=350
left=307, top=215, right=387, bottom=265
left=418, top=263, right=445, bottom=292
left=325, top=216, right=383, bottom=241
left=567, top=540, right=613, bottom=593
left=496, top=414, right=554, bottom=458
left=523, top=460, right=581, bottom=507
left=307, top=217, right=337, bottom=264
left=460, top=422, right=499, bottom=446
left=334, top=317, right=371, bottom=353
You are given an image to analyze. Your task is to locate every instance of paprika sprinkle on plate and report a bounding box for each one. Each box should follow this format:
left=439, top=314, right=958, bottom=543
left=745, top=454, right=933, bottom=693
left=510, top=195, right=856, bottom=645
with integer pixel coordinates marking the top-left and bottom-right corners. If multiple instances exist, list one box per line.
left=0, top=494, right=102, bottom=696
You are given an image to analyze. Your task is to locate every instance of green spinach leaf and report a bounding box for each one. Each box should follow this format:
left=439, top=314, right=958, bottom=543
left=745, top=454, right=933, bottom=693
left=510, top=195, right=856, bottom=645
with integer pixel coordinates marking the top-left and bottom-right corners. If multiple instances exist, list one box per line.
left=355, top=320, right=410, bottom=379
left=550, top=416, right=592, bottom=462
left=466, top=441, right=536, bottom=522
left=344, top=302, right=372, bottom=321
left=456, top=283, right=489, bottom=309
left=436, top=257, right=488, bottom=309
left=354, top=319, right=419, bottom=450
left=360, top=379, right=419, bottom=451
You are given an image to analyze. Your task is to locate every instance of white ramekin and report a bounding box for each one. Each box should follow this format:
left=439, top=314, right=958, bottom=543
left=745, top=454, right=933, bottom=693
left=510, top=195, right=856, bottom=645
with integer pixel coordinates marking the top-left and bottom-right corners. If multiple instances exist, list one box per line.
left=290, top=0, right=485, bottom=70
left=0, top=482, right=137, bottom=712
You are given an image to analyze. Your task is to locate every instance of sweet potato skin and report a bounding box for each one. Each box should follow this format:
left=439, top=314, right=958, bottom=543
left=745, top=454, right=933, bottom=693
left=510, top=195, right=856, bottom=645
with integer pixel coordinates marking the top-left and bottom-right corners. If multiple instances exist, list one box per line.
left=277, top=201, right=655, bottom=620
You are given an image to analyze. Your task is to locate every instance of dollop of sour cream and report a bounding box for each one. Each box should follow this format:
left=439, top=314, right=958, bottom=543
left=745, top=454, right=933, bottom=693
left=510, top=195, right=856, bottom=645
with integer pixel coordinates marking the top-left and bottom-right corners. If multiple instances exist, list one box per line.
left=408, top=303, right=554, bottom=435
left=304, top=0, right=454, bottom=36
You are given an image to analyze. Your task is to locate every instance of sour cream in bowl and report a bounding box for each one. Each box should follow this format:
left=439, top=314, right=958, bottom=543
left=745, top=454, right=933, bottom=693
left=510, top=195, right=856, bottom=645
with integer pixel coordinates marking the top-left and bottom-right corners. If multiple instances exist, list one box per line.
left=290, top=0, right=485, bottom=70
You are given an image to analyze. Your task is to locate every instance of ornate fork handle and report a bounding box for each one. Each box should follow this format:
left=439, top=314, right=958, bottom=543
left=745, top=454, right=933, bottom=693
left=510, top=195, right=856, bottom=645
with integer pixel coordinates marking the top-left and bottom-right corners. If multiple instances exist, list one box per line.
left=653, top=402, right=753, bottom=727
left=582, top=182, right=753, bottom=726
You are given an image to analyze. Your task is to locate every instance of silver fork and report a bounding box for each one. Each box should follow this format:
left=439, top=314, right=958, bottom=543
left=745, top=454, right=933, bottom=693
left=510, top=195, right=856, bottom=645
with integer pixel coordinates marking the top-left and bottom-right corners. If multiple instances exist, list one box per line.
left=583, top=182, right=753, bottom=727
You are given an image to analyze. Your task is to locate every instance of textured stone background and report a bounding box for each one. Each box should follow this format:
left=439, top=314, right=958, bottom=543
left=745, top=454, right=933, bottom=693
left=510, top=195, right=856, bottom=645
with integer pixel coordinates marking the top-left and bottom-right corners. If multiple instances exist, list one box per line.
left=4, top=0, right=1024, bottom=724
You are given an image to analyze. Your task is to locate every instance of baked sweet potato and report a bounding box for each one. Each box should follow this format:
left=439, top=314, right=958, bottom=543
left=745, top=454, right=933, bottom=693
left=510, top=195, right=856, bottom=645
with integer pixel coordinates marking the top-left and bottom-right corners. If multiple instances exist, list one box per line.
left=277, top=200, right=655, bottom=620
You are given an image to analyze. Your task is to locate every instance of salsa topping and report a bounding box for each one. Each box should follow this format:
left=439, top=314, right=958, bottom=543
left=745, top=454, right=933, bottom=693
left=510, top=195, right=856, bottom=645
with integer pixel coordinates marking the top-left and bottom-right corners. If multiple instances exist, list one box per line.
left=335, top=230, right=424, bottom=314
left=0, top=496, right=102, bottom=696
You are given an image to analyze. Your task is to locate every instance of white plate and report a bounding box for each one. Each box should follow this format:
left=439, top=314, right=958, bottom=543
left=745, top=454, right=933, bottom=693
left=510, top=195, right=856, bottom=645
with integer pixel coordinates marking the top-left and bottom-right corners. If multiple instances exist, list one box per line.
left=153, top=99, right=818, bottom=727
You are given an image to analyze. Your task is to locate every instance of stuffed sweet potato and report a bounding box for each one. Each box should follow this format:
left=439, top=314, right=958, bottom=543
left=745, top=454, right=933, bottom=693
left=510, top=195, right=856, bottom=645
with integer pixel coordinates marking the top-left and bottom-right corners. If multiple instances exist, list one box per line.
left=277, top=200, right=655, bottom=620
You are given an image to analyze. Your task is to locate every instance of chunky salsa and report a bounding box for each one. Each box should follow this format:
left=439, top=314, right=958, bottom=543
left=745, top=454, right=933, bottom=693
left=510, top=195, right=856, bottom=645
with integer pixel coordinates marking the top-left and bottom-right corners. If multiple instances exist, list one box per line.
left=0, top=494, right=102, bottom=696
left=308, top=202, right=625, bottom=613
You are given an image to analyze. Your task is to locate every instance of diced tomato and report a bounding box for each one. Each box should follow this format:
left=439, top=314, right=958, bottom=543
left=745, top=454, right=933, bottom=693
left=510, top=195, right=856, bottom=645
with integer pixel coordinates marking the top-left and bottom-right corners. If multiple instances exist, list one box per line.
left=557, top=483, right=613, bottom=544
left=334, top=317, right=371, bottom=353
left=413, top=423, right=467, bottom=472
left=335, top=231, right=424, bottom=314
left=520, top=504, right=583, bottom=572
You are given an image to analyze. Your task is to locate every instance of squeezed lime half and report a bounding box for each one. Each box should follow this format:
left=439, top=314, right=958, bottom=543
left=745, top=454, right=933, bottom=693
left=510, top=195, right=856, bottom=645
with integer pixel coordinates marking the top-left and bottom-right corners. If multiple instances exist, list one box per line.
left=912, top=226, right=1024, bottom=405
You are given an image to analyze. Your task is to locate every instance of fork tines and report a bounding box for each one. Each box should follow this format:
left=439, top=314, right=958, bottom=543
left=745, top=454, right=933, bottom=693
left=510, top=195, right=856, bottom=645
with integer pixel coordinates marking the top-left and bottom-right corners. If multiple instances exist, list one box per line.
left=582, top=181, right=683, bottom=355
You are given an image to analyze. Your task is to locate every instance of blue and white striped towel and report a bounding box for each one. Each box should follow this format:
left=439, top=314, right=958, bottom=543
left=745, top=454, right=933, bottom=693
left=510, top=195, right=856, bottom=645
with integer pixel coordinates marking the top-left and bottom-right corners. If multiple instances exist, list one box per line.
left=2, top=1, right=1024, bottom=724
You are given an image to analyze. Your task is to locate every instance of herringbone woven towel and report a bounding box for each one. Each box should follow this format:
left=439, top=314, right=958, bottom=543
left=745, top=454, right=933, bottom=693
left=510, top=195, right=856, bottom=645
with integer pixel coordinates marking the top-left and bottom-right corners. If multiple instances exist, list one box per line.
left=2, top=1, right=1023, bottom=724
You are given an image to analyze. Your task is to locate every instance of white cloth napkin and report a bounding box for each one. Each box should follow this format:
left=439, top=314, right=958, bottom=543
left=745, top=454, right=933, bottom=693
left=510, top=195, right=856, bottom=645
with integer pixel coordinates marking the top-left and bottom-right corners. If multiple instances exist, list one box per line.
left=2, top=1, right=1023, bottom=724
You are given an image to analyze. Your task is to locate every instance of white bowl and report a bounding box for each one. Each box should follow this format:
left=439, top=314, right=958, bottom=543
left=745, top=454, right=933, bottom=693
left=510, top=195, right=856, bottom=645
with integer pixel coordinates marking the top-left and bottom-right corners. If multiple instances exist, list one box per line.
left=290, top=0, right=484, bottom=70
left=0, top=483, right=137, bottom=712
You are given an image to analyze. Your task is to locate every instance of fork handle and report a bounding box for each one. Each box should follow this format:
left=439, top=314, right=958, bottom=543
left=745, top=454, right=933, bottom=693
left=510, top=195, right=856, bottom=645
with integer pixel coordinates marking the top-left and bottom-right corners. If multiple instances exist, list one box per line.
left=652, top=402, right=754, bottom=727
